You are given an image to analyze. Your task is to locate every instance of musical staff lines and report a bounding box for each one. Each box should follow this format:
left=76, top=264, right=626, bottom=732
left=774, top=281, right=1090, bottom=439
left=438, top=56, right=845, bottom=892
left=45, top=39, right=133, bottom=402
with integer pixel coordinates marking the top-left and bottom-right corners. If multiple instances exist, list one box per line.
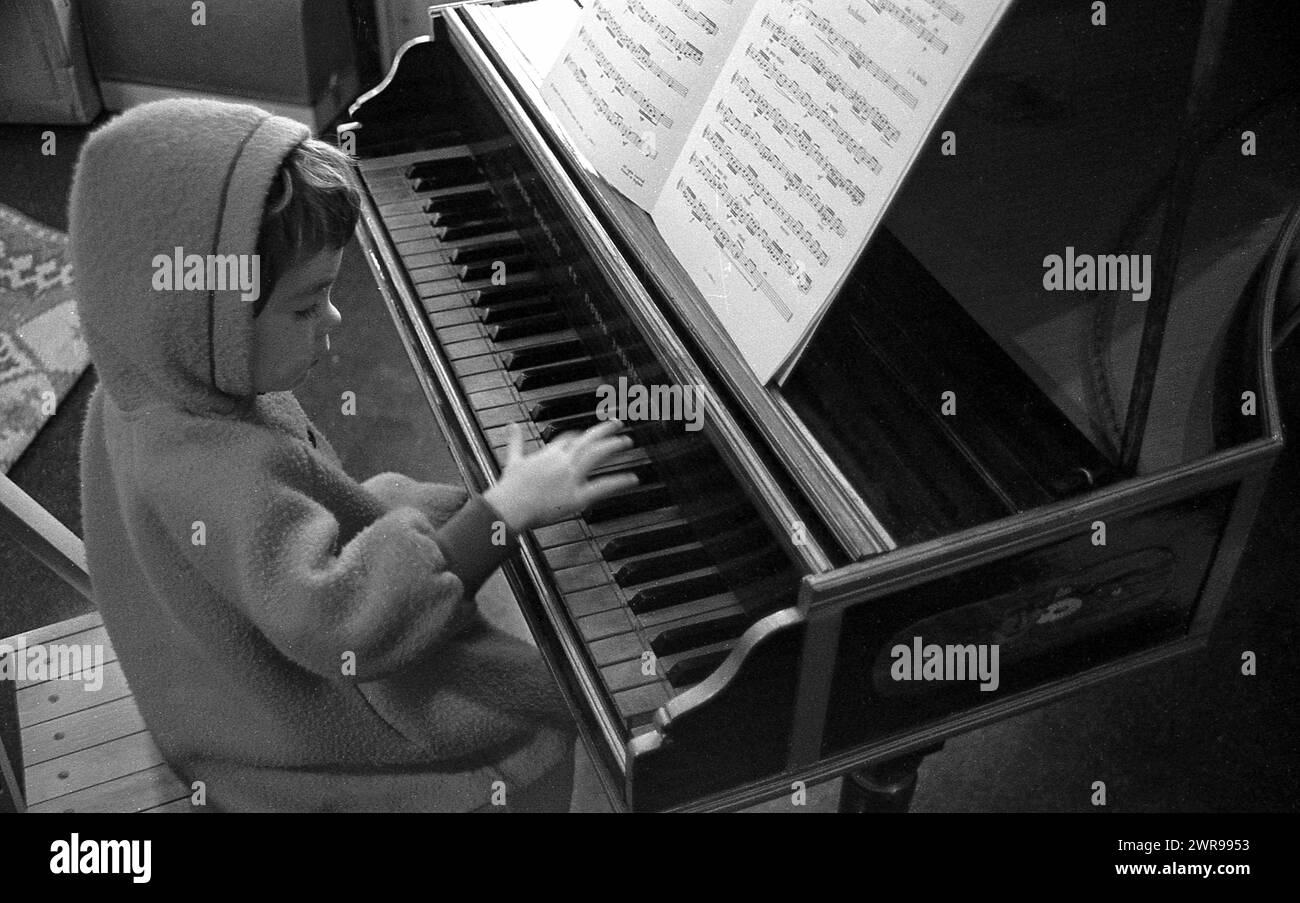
left=716, top=101, right=855, bottom=230
left=686, top=151, right=811, bottom=304
left=702, top=125, right=831, bottom=264
left=741, top=48, right=881, bottom=173
left=782, top=4, right=920, bottom=110
left=668, top=0, right=718, bottom=35
left=563, top=55, right=657, bottom=157
left=594, top=2, right=690, bottom=98
left=625, top=0, right=705, bottom=65
left=578, top=27, right=675, bottom=127
left=922, top=0, right=965, bottom=24
left=759, top=14, right=907, bottom=140
left=676, top=179, right=795, bottom=320
left=860, top=0, right=949, bottom=54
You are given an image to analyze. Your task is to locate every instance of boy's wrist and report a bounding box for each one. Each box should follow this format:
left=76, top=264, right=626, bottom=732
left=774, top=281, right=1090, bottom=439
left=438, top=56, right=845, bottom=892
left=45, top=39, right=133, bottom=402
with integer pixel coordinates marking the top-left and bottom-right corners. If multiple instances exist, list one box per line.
left=482, top=485, right=529, bottom=533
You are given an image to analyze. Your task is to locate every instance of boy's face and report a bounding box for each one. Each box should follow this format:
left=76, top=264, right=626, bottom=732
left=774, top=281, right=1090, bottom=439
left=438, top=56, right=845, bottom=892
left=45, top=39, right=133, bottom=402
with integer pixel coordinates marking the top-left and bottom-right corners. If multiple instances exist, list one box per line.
left=250, top=247, right=343, bottom=393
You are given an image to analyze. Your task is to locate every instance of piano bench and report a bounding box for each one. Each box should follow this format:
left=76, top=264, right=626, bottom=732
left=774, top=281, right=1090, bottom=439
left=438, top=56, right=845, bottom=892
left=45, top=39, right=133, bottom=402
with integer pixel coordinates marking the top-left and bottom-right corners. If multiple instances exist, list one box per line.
left=2, top=613, right=195, bottom=814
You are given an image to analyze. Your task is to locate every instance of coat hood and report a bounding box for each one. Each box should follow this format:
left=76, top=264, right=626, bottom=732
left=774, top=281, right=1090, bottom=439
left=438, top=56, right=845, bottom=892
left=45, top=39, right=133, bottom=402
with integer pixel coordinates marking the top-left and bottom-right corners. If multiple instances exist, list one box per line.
left=70, top=99, right=312, bottom=413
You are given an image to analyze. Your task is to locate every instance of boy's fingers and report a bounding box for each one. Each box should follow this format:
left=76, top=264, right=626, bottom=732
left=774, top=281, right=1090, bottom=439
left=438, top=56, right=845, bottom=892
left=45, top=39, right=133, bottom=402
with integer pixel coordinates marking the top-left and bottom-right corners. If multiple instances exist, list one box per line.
left=575, top=419, right=625, bottom=451
left=575, top=434, right=634, bottom=471
left=575, top=472, right=640, bottom=508
left=505, top=421, right=524, bottom=466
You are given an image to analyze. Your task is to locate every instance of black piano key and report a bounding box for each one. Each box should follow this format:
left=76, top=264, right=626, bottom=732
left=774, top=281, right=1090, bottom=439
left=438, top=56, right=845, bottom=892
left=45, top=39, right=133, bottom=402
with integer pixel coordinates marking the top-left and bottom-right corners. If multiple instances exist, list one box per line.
left=665, top=648, right=730, bottom=687
left=651, top=612, right=751, bottom=657
left=471, top=283, right=552, bottom=306
left=490, top=312, right=568, bottom=342
left=528, top=391, right=599, bottom=421
left=450, top=241, right=527, bottom=264
left=409, top=159, right=481, bottom=190
left=539, top=413, right=603, bottom=442
left=460, top=257, right=535, bottom=283
left=423, top=190, right=494, bottom=215
left=584, top=484, right=671, bottom=523
left=442, top=221, right=513, bottom=243
left=599, top=522, right=692, bottom=560
left=506, top=339, right=587, bottom=368
left=516, top=361, right=598, bottom=393
left=628, top=572, right=729, bottom=614
left=613, top=546, right=712, bottom=587
left=479, top=297, right=556, bottom=324
left=436, top=207, right=509, bottom=229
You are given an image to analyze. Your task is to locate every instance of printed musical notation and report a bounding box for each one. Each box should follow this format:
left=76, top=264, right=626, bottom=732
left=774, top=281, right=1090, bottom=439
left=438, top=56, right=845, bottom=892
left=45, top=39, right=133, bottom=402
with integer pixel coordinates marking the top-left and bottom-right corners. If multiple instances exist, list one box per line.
left=780, top=5, right=920, bottom=110
left=724, top=75, right=869, bottom=207
left=668, top=0, right=719, bottom=35
left=594, top=3, right=689, bottom=98
left=626, top=0, right=705, bottom=65
left=544, top=0, right=1011, bottom=381
left=676, top=179, right=794, bottom=320
left=922, top=0, right=966, bottom=24
left=579, top=27, right=675, bottom=126
left=716, top=102, right=853, bottom=230
left=701, top=126, right=831, bottom=265
left=862, top=0, right=950, bottom=54
left=561, top=55, right=656, bottom=157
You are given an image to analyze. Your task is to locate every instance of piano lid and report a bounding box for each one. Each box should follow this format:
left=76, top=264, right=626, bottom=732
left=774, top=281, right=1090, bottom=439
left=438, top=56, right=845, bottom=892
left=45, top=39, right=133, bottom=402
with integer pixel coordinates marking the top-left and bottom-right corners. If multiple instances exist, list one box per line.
left=464, top=0, right=1290, bottom=556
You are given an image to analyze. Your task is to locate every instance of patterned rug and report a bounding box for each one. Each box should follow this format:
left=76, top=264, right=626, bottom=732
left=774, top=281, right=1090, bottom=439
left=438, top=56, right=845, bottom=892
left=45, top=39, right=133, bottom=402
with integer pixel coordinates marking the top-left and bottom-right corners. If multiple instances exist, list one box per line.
left=0, top=204, right=86, bottom=472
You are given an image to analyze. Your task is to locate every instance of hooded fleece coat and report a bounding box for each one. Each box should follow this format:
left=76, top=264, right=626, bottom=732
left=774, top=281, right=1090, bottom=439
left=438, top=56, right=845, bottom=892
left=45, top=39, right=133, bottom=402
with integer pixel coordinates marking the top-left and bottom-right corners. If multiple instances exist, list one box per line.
left=70, top=99, right=574, bottom=812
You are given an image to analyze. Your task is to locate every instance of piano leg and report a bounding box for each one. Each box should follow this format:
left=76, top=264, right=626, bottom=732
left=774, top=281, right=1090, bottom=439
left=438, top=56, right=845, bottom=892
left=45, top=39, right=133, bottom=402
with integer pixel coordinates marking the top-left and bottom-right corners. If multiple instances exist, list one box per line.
left=837, top=745, right=943, bottom=813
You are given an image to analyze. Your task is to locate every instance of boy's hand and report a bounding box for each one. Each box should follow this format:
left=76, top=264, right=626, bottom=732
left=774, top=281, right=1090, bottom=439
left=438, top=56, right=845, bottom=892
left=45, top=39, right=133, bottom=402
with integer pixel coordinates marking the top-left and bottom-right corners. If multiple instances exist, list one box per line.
left=483, top=419, right=639, bottom=532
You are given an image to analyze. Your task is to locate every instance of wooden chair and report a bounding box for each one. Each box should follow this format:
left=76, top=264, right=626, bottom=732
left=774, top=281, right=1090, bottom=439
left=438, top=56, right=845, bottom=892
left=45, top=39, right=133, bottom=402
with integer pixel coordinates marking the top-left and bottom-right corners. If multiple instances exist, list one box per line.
left=1, top=474, right=192, bottom=813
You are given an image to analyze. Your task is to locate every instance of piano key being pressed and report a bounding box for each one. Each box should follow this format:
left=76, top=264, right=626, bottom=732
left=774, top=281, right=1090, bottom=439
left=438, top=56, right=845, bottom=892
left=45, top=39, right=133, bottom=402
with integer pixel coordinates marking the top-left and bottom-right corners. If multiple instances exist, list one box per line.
left=650, top=612, right=751, bottom=657
left=627, top=571, right=729, bottom=615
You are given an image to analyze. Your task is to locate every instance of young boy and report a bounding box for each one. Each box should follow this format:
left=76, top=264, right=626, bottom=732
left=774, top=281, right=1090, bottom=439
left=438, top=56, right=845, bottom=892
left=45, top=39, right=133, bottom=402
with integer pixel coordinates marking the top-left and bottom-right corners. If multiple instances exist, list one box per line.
left=70, top=98, right=634, bottom=811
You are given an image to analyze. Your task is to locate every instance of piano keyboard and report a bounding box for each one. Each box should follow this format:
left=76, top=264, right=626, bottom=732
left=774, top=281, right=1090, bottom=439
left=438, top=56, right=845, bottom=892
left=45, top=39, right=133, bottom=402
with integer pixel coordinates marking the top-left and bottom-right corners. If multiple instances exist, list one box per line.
left=360, top=143, right=797, bottom=735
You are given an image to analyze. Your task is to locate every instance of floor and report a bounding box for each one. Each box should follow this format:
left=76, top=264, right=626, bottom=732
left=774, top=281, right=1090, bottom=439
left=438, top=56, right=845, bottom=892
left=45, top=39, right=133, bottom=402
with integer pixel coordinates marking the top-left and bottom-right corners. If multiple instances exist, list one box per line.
left=2, top=103, right=1298, bottom=812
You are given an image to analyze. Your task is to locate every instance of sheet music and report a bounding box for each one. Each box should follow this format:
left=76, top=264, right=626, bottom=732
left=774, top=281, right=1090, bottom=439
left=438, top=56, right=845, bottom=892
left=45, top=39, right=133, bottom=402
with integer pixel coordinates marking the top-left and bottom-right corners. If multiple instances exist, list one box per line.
left=541, top=0, right=752, bottom=208
left=651, top=0, right=1012, bottom=382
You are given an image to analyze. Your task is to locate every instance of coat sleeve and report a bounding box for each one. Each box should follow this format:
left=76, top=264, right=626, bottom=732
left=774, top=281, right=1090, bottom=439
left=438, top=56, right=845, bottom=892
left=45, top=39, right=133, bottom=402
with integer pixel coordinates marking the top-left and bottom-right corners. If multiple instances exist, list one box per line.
left=144, top=433, right=517, bottom=682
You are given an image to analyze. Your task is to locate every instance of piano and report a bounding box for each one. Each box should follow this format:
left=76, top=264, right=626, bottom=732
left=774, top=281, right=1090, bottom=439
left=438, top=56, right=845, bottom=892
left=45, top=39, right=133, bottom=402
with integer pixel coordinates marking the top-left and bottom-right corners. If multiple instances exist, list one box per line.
left=339, top=0, right=1289, bottom=811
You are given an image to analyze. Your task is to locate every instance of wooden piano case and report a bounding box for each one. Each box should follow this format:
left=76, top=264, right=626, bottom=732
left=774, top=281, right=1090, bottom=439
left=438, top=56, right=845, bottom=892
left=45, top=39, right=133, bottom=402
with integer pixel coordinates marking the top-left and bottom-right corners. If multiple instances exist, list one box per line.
left=346, top=1, right=1286, bottom=811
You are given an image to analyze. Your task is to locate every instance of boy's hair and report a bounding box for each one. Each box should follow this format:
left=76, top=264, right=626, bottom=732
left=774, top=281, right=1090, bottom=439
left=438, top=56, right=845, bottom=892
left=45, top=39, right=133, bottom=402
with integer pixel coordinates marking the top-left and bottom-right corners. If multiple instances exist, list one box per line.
left=254, top=137, right=361, bottom=315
